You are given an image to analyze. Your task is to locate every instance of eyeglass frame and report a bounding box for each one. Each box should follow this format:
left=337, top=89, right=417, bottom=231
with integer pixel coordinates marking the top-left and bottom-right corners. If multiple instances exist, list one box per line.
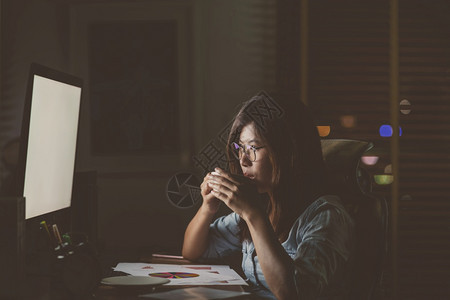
left=230, top=142, right=265, bottom=162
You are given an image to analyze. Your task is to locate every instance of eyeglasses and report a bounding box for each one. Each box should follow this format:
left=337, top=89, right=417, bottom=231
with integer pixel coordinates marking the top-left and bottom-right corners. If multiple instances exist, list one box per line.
left=231, top=142, right=264, bottom=162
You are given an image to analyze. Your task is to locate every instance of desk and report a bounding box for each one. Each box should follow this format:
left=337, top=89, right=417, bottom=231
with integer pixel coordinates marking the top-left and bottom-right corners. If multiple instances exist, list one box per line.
left=93, top=255, right=254, bottom=299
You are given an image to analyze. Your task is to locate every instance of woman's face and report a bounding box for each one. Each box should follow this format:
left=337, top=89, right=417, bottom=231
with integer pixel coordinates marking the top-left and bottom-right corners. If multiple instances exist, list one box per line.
left=238, top=123, right=273, bottom=193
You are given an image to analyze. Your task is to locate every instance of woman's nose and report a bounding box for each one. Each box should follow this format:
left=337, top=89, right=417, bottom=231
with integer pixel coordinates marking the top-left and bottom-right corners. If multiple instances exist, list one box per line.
left=240, top=154, right=252, bottom=167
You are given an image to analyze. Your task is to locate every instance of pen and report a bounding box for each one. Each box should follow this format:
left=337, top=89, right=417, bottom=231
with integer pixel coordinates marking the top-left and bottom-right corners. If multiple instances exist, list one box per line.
left=52, top=224, right=63, bottom=245
left=152, top=253, right=184, bottom=260
left=40, top=220, right=56, bottom=247
left=40, top=220, right=52, bottom=240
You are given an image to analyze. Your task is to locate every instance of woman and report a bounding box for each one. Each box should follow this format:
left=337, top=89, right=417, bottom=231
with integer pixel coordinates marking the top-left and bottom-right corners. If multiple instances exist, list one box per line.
left=182, top=95, right=354, bottom=299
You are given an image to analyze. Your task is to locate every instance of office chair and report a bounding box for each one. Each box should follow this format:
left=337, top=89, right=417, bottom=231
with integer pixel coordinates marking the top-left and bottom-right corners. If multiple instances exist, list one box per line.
left=321, top=139, right=389, bottom=300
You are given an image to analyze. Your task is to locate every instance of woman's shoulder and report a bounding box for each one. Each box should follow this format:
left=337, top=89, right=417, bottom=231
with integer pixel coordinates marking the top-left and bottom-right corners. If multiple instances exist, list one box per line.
left=286, top=194, right=354, bottom=245
left=293, top=194, right=352, bottom=229
left=308, top=194, right=347, bottom=213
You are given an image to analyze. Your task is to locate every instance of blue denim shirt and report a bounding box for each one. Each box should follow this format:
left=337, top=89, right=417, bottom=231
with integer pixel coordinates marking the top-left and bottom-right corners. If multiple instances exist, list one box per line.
left=201, top=195, right=354, bottom=299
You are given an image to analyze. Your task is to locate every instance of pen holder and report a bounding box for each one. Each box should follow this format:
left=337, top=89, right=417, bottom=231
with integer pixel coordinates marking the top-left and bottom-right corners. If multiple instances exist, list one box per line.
left=52, top=232, right=102, bottom=297
left=25, top=230, right=101, bottom=298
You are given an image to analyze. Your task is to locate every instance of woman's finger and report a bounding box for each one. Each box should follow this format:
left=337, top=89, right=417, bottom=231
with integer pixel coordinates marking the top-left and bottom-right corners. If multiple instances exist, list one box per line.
left=210, top=189, right=220, bottom=201
left=210, top=184, right=242, bottom=215
left=210, top=180, right=237, bottom=203
left=201, top=173, right=215, bottom=195
left=208, top=180, right=229, bottom=195
left=209, top=177, right=235, bottom=193
left=210, top=189, right=228, bottom=204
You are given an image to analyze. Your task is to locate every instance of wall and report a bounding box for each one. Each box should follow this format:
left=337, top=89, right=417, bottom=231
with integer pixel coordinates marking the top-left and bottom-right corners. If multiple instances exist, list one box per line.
left=0, top=0, right=68, bottom=144
left=0, top=0, right=277, bottom=255
left=0, top=0, right=69, bottom=191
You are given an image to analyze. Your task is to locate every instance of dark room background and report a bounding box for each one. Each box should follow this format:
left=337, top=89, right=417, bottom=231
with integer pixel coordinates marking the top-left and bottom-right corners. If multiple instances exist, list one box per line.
left=1, top=0, right=449, bottom=298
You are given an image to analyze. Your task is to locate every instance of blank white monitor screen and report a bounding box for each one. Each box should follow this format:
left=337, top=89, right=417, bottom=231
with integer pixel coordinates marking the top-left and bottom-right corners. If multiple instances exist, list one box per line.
left=23, top=72, right=82, bottom=219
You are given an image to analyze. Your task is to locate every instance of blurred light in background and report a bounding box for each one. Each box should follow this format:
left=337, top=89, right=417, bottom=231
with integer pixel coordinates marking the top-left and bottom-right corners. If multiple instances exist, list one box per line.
left=384, top=164, right=392, bottom=174
left=340, top=115, right=356, bottom=128
left=399, top=99, right=411, bottom=115
left=361, top=156, right=379, bottom=166
left=374, top=174, right=394, bottom=185
left=317, top=126, right=330, bottom=137
left=379, top=124, right=402, bottom=137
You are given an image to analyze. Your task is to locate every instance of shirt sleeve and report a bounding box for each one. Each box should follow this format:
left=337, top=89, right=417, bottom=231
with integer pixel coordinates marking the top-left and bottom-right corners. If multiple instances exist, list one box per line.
left=292, top=198, right=354, bottom=298
left=200, top=212, right=242, bottom=261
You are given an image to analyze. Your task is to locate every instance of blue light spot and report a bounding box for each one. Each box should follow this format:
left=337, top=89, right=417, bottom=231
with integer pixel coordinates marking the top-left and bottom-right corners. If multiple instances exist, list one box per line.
left=379, top=125, right=393, bottom=137
left=379, top=125, right=402, bottom=137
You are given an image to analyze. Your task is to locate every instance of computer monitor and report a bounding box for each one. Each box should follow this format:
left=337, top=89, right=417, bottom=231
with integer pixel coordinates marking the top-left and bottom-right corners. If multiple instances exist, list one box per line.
left=16, top=63, right=83, bottom=221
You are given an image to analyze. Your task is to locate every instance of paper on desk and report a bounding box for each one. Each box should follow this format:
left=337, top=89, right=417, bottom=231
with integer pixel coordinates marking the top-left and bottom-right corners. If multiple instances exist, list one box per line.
left=113, top=263, right=248, bottom=286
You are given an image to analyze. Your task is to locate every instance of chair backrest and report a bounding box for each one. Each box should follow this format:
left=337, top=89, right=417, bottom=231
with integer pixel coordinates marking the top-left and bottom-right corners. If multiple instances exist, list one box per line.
left=321, top=139, right=388, bottom=300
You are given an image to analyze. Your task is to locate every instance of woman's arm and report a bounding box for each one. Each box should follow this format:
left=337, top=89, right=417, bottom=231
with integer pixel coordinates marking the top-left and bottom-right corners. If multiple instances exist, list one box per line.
left=182, top=204, right=217, bottom=260
left=245, top=212, right=298, bottom=299
left=182, top=173, right=220, bottom=261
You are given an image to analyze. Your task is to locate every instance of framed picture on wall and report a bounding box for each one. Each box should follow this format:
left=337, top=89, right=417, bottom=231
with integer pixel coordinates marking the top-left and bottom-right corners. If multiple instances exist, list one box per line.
left=70, top=2, right=192, bottom=171
left=88, top=20, right=179, bottom=155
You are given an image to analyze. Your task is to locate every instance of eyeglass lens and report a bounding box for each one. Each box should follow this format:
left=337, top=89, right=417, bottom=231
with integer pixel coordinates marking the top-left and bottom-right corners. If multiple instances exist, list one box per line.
left=231, top=142, right=256, bottom=161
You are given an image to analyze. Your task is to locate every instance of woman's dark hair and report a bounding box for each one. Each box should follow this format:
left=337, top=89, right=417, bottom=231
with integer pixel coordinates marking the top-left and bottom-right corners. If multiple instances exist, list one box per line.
left=226, top=94, right=328, bottom=241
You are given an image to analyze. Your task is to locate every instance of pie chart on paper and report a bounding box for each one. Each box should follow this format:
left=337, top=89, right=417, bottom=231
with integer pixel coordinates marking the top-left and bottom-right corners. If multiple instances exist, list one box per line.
left=149, top=272, right=200, bottom=279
